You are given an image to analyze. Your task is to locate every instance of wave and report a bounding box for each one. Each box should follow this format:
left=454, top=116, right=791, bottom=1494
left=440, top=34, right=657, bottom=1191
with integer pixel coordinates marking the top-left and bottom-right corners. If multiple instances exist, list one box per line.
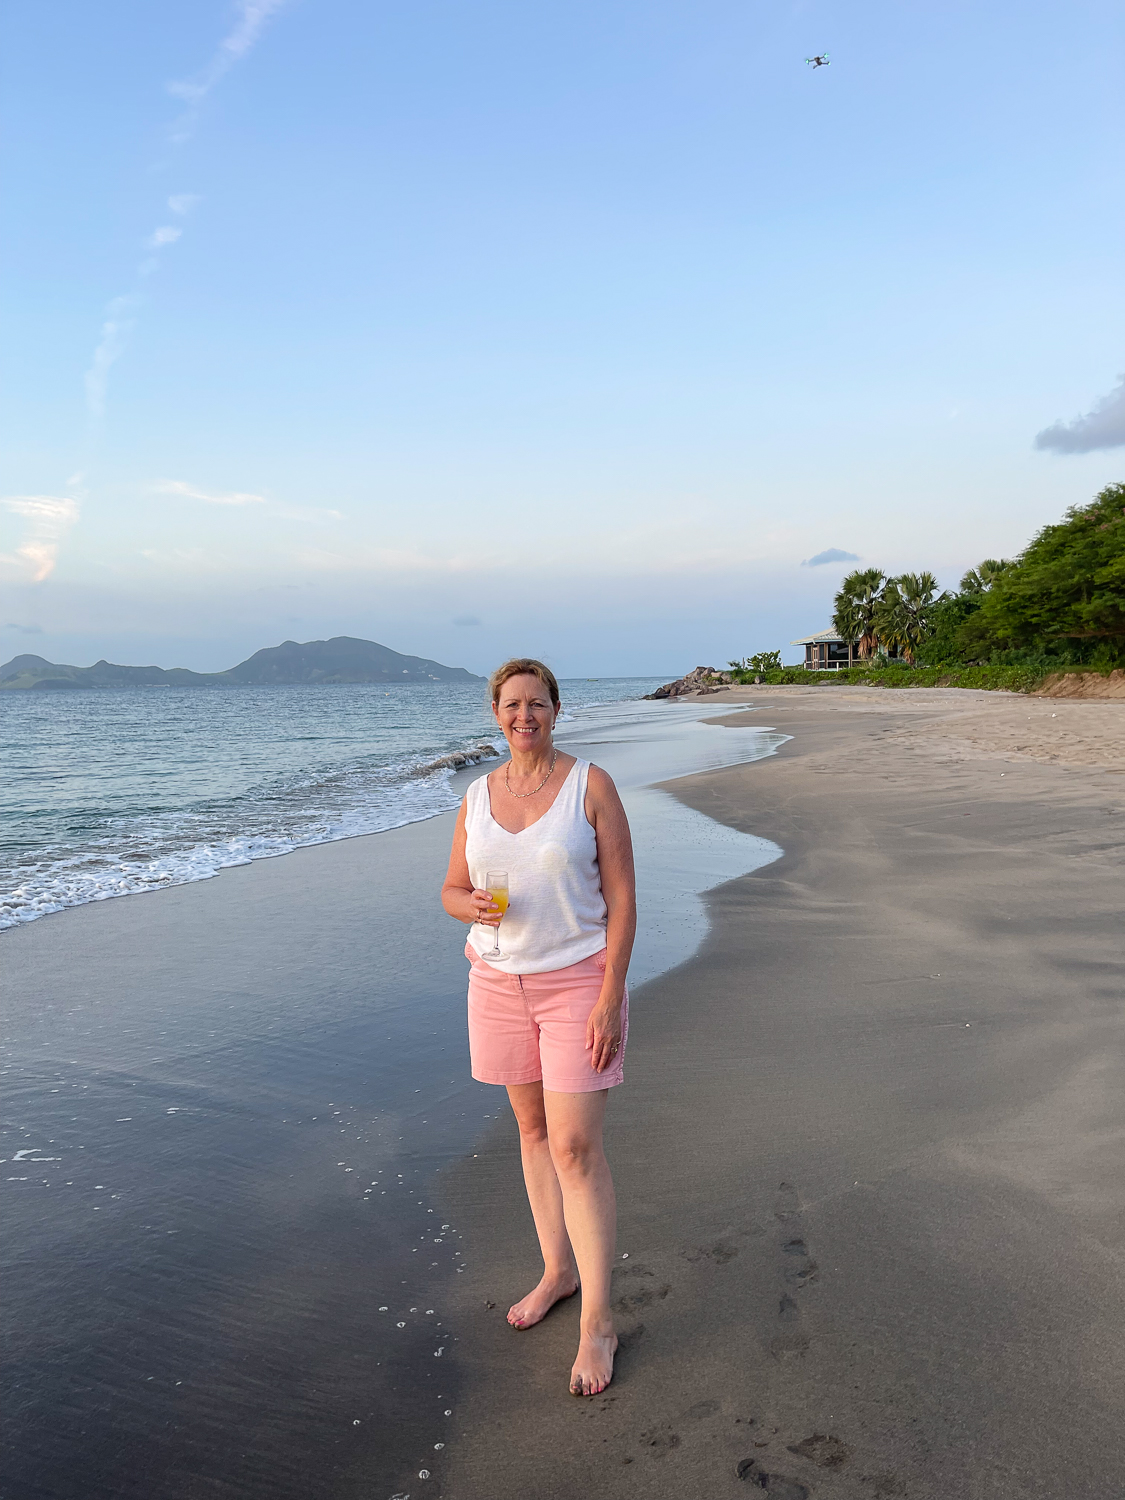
left=0, top=736, right=504, bottom=930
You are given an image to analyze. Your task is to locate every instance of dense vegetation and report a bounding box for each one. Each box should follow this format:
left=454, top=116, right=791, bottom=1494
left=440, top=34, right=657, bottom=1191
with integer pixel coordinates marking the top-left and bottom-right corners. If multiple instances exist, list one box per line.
left=729, top=484, right=1125, bottom=689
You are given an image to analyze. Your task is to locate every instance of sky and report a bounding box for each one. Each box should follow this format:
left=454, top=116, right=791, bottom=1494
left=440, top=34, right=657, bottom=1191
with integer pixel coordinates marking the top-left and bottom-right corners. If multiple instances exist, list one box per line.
left=2, top=0, right=1123, bottom=677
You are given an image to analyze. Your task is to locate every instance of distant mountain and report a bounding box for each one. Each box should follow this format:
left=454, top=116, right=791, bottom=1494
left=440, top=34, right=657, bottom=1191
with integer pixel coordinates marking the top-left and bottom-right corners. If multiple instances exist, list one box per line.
left=0, top=637, right=482, bottom=691
left=0, top=654, right=214, bottom=690
left=219, top=636, right=480, bottom=685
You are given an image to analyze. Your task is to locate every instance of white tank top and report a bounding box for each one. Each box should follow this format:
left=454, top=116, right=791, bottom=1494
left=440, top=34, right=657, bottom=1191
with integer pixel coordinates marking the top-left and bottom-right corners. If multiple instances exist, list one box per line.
left=464, top=758, right=608, bottom=974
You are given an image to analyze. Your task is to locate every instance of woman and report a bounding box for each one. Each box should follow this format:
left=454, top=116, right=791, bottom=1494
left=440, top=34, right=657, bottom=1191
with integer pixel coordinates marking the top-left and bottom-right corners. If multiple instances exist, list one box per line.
left=441, top=658, right=636, bottom=1397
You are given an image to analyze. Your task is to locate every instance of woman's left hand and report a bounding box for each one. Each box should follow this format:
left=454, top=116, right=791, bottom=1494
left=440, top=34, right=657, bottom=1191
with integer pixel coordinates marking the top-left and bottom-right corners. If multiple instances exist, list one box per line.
left=587, top=998, right=623, bottom=1074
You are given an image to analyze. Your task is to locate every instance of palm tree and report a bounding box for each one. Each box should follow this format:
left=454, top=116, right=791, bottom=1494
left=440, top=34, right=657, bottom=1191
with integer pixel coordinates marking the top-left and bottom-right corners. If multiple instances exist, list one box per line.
left=832, top=568, right=886, bottom=658
left=960, top=558, right=1013, bottom=594
left=876, top=572, right=941, bottom=662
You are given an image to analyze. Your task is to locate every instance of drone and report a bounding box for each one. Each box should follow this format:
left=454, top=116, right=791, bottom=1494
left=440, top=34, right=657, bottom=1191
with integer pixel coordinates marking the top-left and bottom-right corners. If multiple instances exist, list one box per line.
left=806, top=53, right=830, bottom=68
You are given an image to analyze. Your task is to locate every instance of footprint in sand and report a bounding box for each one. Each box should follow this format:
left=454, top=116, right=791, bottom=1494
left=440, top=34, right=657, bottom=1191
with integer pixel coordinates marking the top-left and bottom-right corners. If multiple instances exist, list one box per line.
left=787, top=1433, right=850, bottom=1469
left=613, top=1262, right=655, bottom=1280
left=639, top=1425, right=681, bottom=1456
left=783, top=1257, right=818, bottom=1287
left=774, top=1181, right=801, bottom=1221
left=682, top=1239, right=740, bottom=1265
left=769, top=1293, right=810, bottom=1358
left=736, top=1457, right=810, bottom=1497
left=613, top=1282, right=671, bottom=1313
left=685, top=1399, right=720, bottom=1420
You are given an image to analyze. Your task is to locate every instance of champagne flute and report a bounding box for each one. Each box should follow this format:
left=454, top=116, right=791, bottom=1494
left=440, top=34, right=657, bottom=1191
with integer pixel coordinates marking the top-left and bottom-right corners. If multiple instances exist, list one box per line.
left=482, top=870, right=509, bottom=960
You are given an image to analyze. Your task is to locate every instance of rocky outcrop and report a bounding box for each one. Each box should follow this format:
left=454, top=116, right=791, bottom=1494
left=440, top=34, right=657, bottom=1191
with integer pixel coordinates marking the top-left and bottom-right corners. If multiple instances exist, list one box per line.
left=645, top=666, right=733, bottom=700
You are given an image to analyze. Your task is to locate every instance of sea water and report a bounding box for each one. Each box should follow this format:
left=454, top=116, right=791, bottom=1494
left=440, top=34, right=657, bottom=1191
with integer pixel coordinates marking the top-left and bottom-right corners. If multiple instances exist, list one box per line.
left=0, top=677, right=664, bottom=928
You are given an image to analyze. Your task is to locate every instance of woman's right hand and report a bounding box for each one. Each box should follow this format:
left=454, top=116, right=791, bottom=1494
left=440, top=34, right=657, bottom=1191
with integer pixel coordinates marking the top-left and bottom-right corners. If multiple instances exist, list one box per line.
left=470, top=888, right=501, bottom=926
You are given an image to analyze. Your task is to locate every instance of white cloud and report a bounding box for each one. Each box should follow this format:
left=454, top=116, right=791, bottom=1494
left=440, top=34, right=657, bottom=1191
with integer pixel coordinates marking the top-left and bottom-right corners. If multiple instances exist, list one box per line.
left=156, top=479, right=267, bottom=507
left=80, top=5, right=285, bottom=418
left=1035, top=374, right=1125, bottom=453
left=0, top=496, right=81, bottom=582
left=147, top=225, right=182, bottom=249
left=167, top=1, right=288, bottom=121
left=84, top=295, right=139, bottom=421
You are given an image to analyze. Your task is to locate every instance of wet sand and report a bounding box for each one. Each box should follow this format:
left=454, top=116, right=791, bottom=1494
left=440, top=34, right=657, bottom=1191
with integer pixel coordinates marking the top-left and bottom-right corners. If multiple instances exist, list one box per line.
left=0, top=699, right=780, bottom=1499
left=438, top=688, right=1125, bottom=1499
left=1, top=813, right=492, bottom=1498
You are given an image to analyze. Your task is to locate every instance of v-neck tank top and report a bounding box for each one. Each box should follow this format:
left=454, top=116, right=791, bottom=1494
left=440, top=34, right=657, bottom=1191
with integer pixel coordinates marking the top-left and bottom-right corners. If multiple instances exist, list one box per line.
left=464, top=758, right=608, bottom=973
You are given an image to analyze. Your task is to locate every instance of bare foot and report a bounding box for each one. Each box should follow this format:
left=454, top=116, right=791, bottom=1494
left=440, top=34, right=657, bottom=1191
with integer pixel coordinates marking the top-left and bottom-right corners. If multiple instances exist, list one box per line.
left=569, top=1328, right=618, bottom=1396
left=507, top=1272, right=578, bottom=1330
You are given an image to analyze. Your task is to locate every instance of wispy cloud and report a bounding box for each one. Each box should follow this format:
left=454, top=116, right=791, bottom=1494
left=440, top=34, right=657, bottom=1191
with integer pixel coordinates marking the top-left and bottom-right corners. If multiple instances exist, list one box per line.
left=167, top=0, right=288, bottom=137
left=802, top=547, right=860, bottom=567
left=4, top=622, right=45, bottom=635
left=82, top=3, right=285, bottom=422
left=156, top=479, right=267, bottom=507
left=167, top=193, right=202, bottom=216
left=147, top=225, right=182, bottom=249
left=1035, top=374, right=1125, bottom=453
left=0, top=496, right=81, bottom=582
left=84, top=296, right=139, bottom=421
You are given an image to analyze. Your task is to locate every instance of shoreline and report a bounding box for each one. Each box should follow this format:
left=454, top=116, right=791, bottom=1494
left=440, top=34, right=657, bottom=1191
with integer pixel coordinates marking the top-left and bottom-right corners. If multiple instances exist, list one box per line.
left=0, top=697, right=784, bottom=1499
left=7, top=688, right=1123, bottom=1497
left=435, top=688, right=1125, bottom=1499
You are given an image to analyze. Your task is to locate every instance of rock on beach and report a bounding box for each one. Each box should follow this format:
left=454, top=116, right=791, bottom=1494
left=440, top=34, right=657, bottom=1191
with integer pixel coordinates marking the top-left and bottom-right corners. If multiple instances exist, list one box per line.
left=645, top=666, right=733, bottom=700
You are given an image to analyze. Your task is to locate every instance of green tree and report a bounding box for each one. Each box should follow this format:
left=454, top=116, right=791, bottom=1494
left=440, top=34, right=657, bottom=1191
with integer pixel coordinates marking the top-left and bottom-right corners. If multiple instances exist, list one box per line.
left=919, top=591, right=979, bottom=664
left=875, top=572, right=941, bottom=663
left=969, top=484, right=1125, bottom=657
left=730, top=650, right=782, bottom=673
left=832, top=568, right=886, bottom=658
left=959, top=558, right=1014, bottom=594
left=920, top=557, right=1012, bottom=663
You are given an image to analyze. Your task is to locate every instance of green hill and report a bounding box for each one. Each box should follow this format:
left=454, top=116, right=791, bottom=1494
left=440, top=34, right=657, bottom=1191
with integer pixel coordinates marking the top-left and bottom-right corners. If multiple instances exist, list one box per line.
left=0, top=636, right=482, bottom=690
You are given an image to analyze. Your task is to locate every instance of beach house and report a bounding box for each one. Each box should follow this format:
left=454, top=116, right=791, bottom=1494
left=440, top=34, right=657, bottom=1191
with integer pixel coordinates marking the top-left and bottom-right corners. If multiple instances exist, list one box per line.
left=791, top=628, right=858, bottom=670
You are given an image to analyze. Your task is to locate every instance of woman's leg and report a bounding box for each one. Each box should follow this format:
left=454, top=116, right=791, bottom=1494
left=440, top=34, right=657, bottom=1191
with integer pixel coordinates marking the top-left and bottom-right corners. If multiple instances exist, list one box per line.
left=542, top=1088, right=617, bottom=1395
left=504, top=1082, right=579, bottom=1328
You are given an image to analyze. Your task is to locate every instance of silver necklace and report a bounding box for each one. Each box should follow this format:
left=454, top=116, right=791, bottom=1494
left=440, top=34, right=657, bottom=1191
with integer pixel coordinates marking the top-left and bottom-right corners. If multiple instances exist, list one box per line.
left=505, top=748, right=558, bottom=798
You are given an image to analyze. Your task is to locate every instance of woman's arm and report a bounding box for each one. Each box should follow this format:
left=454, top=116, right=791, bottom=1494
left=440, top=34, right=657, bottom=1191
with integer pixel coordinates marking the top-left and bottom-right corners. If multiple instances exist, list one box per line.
left=585, top=764, right=637, bottom=1073
left=441, top=795, right=503, bottom=926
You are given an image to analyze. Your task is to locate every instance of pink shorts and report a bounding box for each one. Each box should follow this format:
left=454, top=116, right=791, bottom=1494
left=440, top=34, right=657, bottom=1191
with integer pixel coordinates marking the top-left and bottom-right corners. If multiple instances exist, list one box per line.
left=466, top=944, right=628, bottom=1093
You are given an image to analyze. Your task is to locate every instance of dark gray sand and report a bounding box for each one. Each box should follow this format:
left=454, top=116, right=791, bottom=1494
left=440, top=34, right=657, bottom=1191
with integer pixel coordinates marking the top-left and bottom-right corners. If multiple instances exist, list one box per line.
left=438, top=692, right=1125, bottom=1500
left=1, top=813, right=495, bottom=1498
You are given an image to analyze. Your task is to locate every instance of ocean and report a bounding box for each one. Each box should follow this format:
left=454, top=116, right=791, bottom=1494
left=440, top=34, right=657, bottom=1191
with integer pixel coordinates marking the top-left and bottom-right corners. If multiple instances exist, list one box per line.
left=0, top=677, right=664, bottom=929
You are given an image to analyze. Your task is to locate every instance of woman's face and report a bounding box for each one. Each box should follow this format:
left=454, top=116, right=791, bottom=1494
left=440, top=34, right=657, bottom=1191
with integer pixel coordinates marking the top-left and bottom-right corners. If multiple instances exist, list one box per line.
left=492, top=673, right=559, bottom=754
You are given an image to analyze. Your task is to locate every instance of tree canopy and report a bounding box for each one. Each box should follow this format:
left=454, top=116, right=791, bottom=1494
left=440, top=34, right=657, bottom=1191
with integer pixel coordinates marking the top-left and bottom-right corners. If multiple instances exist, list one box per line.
left=967, top=484, right=1125, bottom=650
left=832, top=568, right=885, bottom=657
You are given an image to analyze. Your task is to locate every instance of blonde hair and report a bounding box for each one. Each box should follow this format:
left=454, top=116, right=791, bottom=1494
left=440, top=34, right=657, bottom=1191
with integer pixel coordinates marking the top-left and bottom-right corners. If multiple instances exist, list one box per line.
left=488, top=657, right=560, bottom=708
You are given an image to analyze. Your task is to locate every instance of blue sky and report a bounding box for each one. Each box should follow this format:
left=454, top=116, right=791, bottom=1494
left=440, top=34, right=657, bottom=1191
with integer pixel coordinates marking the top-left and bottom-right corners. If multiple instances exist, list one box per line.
left=2, top=0, right=1122, bottom=675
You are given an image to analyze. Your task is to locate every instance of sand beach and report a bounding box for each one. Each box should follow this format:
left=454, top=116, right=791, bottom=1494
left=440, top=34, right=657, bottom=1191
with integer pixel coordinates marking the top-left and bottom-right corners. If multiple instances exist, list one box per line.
left=437, top=687, right=1125, bottom=1499
left=4, top=687, right=1124, bottom=1499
